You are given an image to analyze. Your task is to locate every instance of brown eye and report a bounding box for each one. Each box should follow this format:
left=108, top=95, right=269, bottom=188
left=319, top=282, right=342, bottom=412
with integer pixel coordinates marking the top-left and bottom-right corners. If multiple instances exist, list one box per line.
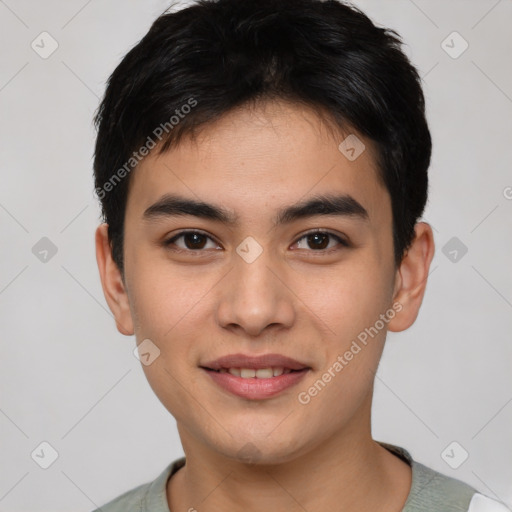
left=306, top=232, right=329, bottom=249
left=164, top=230, right=220, bottom=252
left=294, top=230, right=348, bottom=251
left=180, top=232, right=207, bottom=249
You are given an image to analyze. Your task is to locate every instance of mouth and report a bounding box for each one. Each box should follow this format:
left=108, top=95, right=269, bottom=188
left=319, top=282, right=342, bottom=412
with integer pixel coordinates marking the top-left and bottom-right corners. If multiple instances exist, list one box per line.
left=204, top=367, right=304, bottom=378
left=201, top=352, right=310, bottom=372
left=200, top=353, right=311, bottom=399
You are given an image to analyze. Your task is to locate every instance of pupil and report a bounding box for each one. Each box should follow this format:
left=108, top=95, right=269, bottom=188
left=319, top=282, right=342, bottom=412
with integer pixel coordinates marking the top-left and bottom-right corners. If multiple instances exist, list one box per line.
left=185, top=233, right=206, bottom=249
left=308, top=233, right=328, bottom=249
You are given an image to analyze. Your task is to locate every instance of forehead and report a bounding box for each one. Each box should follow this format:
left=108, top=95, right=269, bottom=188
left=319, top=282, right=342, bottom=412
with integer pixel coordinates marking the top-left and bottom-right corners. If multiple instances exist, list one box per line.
left=126, top=100, right=390, bottom=226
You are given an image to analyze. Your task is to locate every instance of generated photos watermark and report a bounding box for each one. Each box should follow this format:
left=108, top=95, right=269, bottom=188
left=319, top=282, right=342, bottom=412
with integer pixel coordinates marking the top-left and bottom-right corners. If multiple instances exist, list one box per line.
left=95, top=97, right=198, bottom=200
left=298, top=301, right=403, bottom=405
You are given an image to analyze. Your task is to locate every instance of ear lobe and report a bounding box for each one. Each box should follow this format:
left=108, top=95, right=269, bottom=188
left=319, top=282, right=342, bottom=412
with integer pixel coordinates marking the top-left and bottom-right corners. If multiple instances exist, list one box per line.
left=387, top=222, right=435, bottom=333
left=95, top=223, right=134, bottom=336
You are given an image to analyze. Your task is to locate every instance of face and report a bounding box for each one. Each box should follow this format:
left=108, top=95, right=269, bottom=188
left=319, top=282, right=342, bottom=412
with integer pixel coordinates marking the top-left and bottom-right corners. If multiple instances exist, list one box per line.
left=96, top=99, right=431, bottom=465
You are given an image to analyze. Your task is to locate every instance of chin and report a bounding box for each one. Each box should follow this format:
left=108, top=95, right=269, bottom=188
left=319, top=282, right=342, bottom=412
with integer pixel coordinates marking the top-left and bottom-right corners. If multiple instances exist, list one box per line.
left=211, top=431, right=309, bottom=466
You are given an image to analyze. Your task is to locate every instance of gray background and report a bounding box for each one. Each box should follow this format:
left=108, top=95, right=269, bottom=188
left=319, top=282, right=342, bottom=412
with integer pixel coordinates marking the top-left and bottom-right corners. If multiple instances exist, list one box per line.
left=0, top=0, right=511, bottom=510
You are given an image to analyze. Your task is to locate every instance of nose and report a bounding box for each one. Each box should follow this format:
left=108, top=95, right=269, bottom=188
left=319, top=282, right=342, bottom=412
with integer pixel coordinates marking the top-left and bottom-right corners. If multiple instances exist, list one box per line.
left=215, top=243, right=296, bottom=337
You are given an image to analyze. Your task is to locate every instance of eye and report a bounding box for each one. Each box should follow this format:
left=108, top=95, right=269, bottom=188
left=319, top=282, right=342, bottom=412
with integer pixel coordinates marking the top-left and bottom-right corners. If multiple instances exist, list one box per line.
left=292, top=229, right=349, bottom=251
left=163, top=229, right=349, bottom=254
left=163, top=230, right=221, bottom=252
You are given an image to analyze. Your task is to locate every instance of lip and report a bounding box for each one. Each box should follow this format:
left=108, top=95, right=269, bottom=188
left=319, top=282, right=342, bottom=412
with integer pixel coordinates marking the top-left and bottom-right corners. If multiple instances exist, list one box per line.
left=200, top=353, right=311, bottom=400
left=201, top=353, right=309, bottom=371
left=203, top=367, right=310, bottom=400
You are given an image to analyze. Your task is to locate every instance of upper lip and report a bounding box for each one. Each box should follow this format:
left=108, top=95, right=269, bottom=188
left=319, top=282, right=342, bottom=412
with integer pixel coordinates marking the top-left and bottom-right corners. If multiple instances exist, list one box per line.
left=201, top=353, right=310, bottom=371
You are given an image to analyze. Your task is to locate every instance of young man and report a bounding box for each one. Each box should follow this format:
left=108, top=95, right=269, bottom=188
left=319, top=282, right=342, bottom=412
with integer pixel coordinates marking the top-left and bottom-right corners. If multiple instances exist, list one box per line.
left=92, top=0, right=509, bottom=510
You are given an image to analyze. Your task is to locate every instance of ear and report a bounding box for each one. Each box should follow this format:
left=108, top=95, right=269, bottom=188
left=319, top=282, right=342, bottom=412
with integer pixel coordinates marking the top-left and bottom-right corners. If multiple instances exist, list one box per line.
left=387, top=222, right=435, bottom=332
left=95, top=223, right=134, bottom=336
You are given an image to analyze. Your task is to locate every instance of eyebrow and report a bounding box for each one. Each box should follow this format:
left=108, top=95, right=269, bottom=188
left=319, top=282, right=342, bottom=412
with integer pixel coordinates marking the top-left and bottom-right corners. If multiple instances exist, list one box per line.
left=142, top=192, right=369, bottom=227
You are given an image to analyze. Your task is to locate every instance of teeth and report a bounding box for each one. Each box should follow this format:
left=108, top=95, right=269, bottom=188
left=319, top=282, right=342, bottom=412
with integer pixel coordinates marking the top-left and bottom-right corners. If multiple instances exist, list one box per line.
left=220, top=367, right=293, bottom=378
left=255, top=368, right=273, bottom=378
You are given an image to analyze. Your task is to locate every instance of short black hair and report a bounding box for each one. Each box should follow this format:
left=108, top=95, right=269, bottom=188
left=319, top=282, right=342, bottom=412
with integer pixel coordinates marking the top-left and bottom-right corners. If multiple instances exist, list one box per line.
left=93, top=0, right=431, bottom=279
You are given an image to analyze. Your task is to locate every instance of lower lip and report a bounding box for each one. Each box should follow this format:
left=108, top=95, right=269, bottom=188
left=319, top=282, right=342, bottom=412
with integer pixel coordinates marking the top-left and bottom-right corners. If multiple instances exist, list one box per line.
left=203, top=368, right=309, bottom=400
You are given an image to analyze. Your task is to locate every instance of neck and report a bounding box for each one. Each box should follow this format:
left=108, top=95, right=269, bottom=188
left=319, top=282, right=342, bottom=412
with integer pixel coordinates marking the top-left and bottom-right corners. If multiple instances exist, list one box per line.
left=167, top=400, right=411, bottom=512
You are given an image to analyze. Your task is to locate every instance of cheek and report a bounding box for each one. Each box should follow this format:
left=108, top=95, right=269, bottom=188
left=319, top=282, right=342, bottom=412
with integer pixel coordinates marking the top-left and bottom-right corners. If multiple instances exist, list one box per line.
left=128, top=261, right=221, bottom=384
left=128, top=255, right=214, bottom=337
left=294, top=257, right=393, bottom=343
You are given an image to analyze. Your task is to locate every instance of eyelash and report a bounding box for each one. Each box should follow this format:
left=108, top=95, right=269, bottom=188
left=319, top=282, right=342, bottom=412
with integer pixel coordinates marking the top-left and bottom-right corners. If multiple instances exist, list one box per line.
left=163, top=229, right=349, bottom=254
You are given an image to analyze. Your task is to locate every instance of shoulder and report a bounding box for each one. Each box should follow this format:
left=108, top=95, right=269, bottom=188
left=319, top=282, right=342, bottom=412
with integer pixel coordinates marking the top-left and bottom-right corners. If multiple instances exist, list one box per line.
left=407, top=459, right=476, bottom=510
left=90, top=479, right=150, bottom=512
left=406, top=460, right=510, bottom=512
left=377, top=442, right=510, bottom=512
left=90, top=458, right=185, bottom=512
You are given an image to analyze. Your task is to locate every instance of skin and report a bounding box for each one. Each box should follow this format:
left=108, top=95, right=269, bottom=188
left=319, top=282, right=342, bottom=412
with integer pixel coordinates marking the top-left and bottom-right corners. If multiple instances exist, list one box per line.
left=95, top=99, right=435, bottom=511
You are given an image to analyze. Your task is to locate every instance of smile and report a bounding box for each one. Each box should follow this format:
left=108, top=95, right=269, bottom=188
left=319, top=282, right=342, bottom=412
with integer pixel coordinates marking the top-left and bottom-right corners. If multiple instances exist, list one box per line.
left=202, top=366, right=310, bottom=399
left=213, top=367, right=295, bottom=378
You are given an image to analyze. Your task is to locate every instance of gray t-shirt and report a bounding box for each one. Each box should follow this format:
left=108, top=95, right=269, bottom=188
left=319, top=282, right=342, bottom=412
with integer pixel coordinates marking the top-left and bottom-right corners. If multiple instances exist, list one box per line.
left=92, top=442, right=509, bottom=512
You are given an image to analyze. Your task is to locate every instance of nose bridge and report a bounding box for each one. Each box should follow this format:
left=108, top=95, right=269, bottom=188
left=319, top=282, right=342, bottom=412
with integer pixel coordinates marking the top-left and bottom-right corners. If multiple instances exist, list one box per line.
left=215, top=237, right=295, bottom=335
